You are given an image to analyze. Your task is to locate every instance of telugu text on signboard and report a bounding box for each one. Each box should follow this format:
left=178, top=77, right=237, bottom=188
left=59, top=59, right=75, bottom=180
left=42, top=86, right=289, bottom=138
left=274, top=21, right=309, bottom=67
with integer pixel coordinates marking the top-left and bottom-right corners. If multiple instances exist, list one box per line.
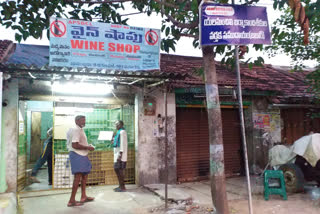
left=200, top=3, right=271, bottom=45
left=49, top=17, right=160, bottom=71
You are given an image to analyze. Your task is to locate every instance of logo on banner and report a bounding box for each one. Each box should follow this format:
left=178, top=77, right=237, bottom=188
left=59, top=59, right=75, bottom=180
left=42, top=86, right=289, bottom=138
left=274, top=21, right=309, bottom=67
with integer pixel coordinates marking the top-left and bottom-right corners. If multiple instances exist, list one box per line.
left=205, top=6, right=235, bottom=16
left=50, top=19, right=67, bottom=38
left=145, top=29, right=159, bottom=46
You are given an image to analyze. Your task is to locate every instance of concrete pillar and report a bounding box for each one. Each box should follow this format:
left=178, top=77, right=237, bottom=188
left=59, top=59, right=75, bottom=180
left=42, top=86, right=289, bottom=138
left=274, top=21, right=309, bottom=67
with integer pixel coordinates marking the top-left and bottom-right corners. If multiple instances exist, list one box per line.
left=1, top=79, right=19, bottom=193
left=157, top=92, right=177, bottom=184
left=135, top=90, right=177, bottom=185
left=135, top=91, right=160, bottom=184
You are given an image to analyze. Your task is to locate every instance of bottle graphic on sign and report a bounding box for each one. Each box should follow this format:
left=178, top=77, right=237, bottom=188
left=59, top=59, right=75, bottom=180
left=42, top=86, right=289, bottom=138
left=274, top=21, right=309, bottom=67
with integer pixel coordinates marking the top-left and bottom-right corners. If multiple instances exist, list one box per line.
left=148, top=29, right=153, bottom=44
left=54, top=19, right=61, bottom=36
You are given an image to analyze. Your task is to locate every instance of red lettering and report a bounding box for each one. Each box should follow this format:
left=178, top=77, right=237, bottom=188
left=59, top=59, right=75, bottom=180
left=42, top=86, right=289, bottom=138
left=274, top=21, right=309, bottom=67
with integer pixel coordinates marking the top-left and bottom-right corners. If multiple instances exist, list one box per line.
left=133, top=45, right=140, bottom=53
left=117, top=44, right=124, bottom=52
left=99, top=42, right=104, bottom=51
left=125, top=44, right=132, bottom=53
left=108, top=43, right=116, bottom=52
left=108, top=43, right=140, bottom=53
left=71, top=40, right=104, bottom=51
left=71, top=40, right=84, bottom=49
left=89, top=41, right=97, bottom=50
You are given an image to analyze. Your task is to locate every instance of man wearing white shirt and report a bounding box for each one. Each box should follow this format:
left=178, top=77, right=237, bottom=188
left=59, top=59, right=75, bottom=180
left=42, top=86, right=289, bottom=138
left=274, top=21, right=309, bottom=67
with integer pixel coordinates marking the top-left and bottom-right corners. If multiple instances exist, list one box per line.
left=113, top=120, right=128, bottom=192
left=66, top=115, right=95, bottom=207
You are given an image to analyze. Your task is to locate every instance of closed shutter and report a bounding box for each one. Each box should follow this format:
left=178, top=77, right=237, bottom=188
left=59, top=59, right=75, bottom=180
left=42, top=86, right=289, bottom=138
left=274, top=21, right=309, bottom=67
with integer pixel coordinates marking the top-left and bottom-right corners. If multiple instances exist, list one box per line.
left=221, top=109, right=242, bottom=176
left=176, top=108, right=242, bottom=182
left=281, top=108, right=320, bottom=144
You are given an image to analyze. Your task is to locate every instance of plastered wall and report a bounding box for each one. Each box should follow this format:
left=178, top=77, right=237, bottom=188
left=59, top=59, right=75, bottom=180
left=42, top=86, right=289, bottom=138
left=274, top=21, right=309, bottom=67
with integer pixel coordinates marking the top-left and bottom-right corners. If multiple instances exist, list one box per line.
left=135, top=89, right=177, bottom=185
left=1, top=79, right=19, bottom=193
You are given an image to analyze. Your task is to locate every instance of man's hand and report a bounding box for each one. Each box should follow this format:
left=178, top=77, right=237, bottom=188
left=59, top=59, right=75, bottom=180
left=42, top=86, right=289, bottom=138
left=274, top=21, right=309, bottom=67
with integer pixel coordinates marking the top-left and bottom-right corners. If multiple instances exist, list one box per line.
left=87, top=145, right=95, bottom=151
left=117, top=152, right=122, bottom=162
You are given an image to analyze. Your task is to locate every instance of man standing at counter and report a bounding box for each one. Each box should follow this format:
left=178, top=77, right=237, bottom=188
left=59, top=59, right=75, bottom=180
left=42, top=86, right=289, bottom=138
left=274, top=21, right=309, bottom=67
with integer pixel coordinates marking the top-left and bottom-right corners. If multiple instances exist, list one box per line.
left=113, top=120, right=128, bottom=192
left=67, top=115, right=95, bottom=207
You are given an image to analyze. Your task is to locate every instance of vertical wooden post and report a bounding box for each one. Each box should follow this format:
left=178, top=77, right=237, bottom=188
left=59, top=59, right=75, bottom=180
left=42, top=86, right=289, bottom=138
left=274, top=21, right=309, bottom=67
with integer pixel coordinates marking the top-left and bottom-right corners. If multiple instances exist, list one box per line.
left=202, top=46, right=229, bottom=214
left=164, top=84, right=168, bottom=209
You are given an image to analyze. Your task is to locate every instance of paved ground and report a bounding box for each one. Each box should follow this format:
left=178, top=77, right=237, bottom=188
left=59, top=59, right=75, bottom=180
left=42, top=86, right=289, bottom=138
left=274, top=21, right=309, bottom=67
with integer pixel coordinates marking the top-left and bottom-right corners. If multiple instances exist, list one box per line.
left=14, top=176, right=320, bottom=214
left=145, top=176, right=320, bottom=214
left=19, top=185, right=162, bottom=214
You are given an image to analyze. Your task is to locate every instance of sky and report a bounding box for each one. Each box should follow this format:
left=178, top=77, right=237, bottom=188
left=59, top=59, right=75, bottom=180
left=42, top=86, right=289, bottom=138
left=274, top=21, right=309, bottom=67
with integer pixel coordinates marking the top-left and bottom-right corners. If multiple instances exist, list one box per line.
left=0, top=0, right=317, bottom=67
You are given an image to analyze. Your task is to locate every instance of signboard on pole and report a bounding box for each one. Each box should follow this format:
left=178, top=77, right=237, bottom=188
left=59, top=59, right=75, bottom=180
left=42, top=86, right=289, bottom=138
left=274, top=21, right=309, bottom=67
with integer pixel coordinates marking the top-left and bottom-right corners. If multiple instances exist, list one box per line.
left=200, top=3, right=271, bottom=45
left=49, top=17, right=160, bottom=71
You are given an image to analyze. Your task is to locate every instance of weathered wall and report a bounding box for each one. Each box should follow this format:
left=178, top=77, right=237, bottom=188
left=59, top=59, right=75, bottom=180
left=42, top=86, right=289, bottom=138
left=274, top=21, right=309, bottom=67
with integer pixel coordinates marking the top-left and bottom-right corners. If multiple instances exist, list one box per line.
left=250, top=97, right=281, bottom=173
left=1, top=79, right=19, bottom=192
left=135, top=89, right=177, bottom=185
left=157, top=91, right=177, bottom=184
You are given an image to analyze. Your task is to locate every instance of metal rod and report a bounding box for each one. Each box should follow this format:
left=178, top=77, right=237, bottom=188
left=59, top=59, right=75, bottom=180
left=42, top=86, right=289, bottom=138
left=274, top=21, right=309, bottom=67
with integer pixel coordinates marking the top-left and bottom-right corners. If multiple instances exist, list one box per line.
left=235, top=45, right=253, bottom=214
left=0, top=67, right=171, bottom=79
left=147, top=79, right=168, bottom=88
left=164, top=83, right=168, bottom=210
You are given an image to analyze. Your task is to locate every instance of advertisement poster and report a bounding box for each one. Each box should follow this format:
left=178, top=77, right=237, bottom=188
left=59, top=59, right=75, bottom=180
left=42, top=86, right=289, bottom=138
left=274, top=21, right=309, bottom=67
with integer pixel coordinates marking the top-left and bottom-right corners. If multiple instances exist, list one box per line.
left=200, top=3, right=271, bottom=45
left=49, top=17, right=160, bottom=71
left=253, top=113, right=271, bottom=129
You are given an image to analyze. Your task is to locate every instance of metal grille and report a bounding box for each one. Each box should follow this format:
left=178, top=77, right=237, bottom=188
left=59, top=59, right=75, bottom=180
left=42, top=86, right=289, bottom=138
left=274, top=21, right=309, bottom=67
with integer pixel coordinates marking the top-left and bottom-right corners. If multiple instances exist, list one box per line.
left=53, top=104, right=135, bottom=189
left=176, top=108, right=242, bottom=182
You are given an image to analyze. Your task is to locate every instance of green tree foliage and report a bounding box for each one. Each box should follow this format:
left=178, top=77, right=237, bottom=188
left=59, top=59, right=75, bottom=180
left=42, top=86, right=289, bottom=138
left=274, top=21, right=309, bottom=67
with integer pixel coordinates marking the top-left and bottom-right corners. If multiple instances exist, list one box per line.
left=269, top=0, right=320, bottom=67
left=0, top=0, right=128, bottom=41
left=271, top=0, right=320, bottom=96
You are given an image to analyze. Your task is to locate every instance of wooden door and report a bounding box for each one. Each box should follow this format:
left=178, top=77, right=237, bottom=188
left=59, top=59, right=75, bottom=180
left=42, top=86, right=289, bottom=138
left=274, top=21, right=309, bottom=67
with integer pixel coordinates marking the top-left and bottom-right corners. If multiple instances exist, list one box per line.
left=30, top=112, right=42, bottom=162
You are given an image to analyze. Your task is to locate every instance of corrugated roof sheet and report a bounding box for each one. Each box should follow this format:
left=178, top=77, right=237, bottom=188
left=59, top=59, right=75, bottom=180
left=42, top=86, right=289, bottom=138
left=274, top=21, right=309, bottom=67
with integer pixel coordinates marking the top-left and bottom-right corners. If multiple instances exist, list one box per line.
left=0, top=40, right=314, bottom=101
left=1, top=43, right=188, bottom=80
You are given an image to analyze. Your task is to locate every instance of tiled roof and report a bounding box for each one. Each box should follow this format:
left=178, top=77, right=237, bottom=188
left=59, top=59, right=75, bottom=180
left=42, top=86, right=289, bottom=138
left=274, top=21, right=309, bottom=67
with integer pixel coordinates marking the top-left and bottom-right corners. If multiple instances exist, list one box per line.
left=161, top=54, right=312, bottom=98
left=0, top=40, right=14, bottom=63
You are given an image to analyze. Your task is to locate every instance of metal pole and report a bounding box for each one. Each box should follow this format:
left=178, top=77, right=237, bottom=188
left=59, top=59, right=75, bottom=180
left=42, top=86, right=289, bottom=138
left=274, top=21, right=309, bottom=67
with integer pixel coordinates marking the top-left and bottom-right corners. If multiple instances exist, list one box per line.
left=231, top=1, right=253, bottom=213
left=164, top=84, right=168, bottom=210
left=234, top=45, right=253, bottom=214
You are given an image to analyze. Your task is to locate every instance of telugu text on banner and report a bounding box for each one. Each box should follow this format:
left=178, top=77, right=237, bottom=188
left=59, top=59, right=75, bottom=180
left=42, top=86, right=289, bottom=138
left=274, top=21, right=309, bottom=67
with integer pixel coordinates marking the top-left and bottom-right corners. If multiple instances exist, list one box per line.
left=200, top=3, right=271, bottom=45
left=49, top=17, right=160, bottom=71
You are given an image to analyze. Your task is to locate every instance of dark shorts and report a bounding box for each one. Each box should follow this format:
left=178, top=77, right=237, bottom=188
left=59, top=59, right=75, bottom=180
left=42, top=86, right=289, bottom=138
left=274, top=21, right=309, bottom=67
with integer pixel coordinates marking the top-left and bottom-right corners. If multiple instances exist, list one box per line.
left=69, top=151, right=92, bottom=175
left=114, top=161, right=127, bottom=169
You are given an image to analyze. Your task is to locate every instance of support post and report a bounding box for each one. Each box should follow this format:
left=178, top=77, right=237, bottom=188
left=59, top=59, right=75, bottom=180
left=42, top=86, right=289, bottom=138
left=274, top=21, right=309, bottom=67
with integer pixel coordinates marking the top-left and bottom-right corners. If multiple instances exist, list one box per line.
left=164, top=84, right=168, bottom=209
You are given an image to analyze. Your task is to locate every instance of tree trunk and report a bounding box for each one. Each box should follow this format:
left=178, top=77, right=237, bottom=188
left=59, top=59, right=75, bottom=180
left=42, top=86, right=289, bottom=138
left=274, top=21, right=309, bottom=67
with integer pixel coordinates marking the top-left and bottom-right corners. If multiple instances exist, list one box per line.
left=202, top=46, right=229, bottom=214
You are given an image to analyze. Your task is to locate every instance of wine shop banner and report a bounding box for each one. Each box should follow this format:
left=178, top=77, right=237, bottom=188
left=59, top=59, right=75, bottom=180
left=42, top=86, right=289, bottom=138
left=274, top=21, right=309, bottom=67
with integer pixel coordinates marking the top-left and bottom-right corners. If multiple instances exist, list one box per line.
left=49, top=17, right=160, bottom=71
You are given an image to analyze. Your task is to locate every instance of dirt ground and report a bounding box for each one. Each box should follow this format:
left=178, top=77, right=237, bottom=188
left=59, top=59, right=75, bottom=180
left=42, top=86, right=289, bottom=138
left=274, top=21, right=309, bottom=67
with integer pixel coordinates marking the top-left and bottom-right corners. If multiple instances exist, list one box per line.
left=229, top=194, right=320, bottom=214
left=150, top=193, right=320, bottom=214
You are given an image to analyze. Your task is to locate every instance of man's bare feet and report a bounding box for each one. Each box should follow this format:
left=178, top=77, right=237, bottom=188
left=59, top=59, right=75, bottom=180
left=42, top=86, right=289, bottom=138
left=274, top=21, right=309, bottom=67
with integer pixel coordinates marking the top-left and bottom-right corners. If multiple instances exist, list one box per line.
left=30, top=176, right=40, bottom=183
left=67, top=201, right=83, bottom=207
left=80, top=196, right=95, bottom=203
